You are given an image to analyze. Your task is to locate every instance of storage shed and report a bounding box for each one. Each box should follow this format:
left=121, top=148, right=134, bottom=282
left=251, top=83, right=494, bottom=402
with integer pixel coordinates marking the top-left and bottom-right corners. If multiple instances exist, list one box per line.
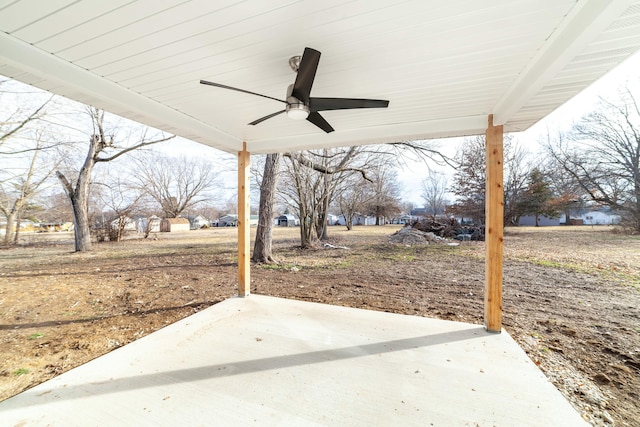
left=160, top=218, right=190, bottom=232
left=276, top=214, right=299, bottom=227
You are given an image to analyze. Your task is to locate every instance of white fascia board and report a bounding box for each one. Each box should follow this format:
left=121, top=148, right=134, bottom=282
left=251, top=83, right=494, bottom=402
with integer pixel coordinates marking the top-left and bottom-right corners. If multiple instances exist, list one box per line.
left=492, top=0, right=633, bottom=126
left=0, top=32, right=242, bottom=153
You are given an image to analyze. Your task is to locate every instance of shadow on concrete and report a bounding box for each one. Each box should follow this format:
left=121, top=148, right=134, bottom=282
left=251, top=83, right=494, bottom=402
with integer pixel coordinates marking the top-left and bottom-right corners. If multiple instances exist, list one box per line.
left=15, top=327, right=488, bottom=405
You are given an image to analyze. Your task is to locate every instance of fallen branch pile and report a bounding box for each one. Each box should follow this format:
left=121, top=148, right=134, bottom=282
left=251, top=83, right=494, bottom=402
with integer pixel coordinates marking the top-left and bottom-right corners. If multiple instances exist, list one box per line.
left=410, top=216, right=484, bottom=241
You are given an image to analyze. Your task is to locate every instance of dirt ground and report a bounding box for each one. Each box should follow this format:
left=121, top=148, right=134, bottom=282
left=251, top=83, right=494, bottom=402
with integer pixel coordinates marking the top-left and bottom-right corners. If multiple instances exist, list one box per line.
left=1, top=226, right=639, bottom=426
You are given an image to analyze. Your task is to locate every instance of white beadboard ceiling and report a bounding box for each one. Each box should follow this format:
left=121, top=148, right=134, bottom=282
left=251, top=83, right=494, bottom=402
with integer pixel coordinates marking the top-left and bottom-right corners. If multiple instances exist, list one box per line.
left=1, top=0, right=640, bottom=154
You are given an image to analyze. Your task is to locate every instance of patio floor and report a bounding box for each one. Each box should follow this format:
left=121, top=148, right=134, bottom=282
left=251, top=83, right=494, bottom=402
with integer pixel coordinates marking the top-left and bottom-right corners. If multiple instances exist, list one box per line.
left=0, top=295, right=586, bottom=426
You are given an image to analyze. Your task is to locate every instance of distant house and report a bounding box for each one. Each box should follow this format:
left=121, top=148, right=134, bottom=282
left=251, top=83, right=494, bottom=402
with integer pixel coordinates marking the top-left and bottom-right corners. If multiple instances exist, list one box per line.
left=0, top=219, right=38, bottom=235
left=217, top=214, right=258, bottom=227
left=219, top=214, right=238, bottom=227
left=19, top=220, right=37, bottom=232
left=518, top=215, right=561, bottom=227
left=410, top=208, right=429, bottom=217
left=188, top=215, right=209, bottom=229
left=136, top=215, right=161, bottom=233
left=580, top=210, right=621, bottom=225
left=333, top=216, right=346, bottom=226
left=276, top=214, right=299, bottom=227
left=559, top=208, right=622, bottom=226
left=353, top=214, right=376, bottom=226
left=392, top=214, right=414, bottom=225
left=36, top=222, right=74, bottom=232
left=160, top=217, right=190, bottom=232
left=110, top=216, right=137, bottom=231
left=327, top=214, right=340, bottom=225
left=335, top=214, right=376, bottom=226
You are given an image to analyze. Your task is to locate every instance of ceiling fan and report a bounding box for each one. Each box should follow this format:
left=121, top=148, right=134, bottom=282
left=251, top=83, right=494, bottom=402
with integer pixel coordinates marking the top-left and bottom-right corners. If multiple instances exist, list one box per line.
left=200, top=47, right=389, bottom=133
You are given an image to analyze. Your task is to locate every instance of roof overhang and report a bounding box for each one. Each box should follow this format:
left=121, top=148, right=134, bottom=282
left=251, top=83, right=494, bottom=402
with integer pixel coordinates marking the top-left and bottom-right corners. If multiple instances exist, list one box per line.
left=1, top=0, right=639, bottom=154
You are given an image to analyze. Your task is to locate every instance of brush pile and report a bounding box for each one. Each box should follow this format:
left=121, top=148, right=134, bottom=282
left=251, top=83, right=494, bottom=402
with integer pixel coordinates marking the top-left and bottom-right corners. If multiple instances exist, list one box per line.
left=389, top=216, right=484, bottom=245
left=388, top=227, right=444, bottom=244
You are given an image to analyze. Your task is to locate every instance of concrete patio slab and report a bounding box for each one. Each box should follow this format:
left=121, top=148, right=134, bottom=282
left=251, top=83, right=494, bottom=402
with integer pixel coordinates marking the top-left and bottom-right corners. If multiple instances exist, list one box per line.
left=0, top=295, right=586, bottom=426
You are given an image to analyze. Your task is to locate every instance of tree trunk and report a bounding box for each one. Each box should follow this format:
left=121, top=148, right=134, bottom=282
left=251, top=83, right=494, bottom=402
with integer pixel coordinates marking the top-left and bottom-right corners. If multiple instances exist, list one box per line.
left=13, top=212, right=21, bottom=244
left=316, top=207, right=329, bottom=241
left=252, top=153, right=280, bottom=263
left=299, top=212, right=313, bottom=248
left=70, top=192, right=92, bottom=251
left=345, top=216, right=353, bottom=231
left=3, top=197, right=26, bottom=245
left=634, top=183, right=640, bottom=233
left=317, top=217, right=328, bottom=240
left=315, top=174, right=331, bottom=241
left=3, top=211, right=16, bottom=245
left=57, top=136, right=96, bottom=252
left=375, top=209, right=381, bottom=226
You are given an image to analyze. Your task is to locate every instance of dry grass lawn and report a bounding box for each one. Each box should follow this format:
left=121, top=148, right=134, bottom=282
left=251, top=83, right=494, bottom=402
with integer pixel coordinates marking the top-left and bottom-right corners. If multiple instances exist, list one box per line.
left=1, top=225, right=638, bottom=426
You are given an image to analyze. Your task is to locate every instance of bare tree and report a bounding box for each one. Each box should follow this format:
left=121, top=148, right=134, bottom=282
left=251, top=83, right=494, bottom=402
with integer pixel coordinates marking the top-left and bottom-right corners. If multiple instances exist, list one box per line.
left=39, top=191, right=73, bottom=223
left=421, top=171, right=449, bottom=215
left=252, top=153, right=281, bottom=263
left=0, top=81, right=61, bottom=245
left=448, top=136, right=485, bottom=223
left=280, top=147, right=370, bottom=247
left=255, top=140, right=454, bottom=251
left=364, top=162, right=402, bottom=225
left=133, top=153, right=218, bottom=219
left=335, top=174, right=374, bottom=230
left=0, top=79, right=53, bottom=153
left=56, top=108, right=174, bottom=252
left=399, top=201, right=415, bottom=216
left=540, top=131, right=585, bottom=224
left=503, top=138, right=532, bottom=225
left=280, top=152, right=323, bottom=248
left=0, top=138, right=59, bottom=244
left=449, top=135, right=530, bottom=225
left=545, top=86, right=640, bottom=232
left=94, top=170, right=146, bottom=242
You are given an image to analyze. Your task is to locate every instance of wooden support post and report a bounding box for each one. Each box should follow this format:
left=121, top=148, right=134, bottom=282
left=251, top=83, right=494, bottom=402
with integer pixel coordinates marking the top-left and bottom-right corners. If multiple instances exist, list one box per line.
left=485, top=115, right=503, bottom=332
left=238, top=142, right=251, bottom=296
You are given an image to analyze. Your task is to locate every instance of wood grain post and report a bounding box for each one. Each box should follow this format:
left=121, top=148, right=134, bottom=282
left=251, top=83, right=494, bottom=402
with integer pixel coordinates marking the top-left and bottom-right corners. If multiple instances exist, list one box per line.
left=485, top=115, right=503, bottom=332
left=238, top=142, right=251, bottom=296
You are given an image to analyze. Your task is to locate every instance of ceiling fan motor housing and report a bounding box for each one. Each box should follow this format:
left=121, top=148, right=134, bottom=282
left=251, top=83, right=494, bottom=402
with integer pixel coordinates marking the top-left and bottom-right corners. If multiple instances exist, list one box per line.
left=285, top=83, right=309, bottom=120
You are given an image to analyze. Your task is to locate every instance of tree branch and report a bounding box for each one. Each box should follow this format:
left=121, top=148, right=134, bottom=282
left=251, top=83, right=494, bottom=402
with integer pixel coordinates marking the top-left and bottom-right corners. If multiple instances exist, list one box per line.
left=0, top=95, right=53, bottom=146
left=96, top=135, right=176, bottom=162
left=283, top=151, right=373, bottom=182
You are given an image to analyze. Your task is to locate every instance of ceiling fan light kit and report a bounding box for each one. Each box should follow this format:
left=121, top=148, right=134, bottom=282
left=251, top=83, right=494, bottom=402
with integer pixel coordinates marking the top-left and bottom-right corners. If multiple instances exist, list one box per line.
left=200, top=47, right=389, bottom=133
left=285, top=84, right=310, bottom=120
left=286, top=104, right=310, bottom=120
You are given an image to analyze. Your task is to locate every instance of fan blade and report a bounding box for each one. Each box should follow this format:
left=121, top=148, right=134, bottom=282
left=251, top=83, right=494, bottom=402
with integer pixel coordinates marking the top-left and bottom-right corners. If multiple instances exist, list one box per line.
left=310, top=97, right=389, bottom=112
left=306, top=112, right=334, bottom=133
left=249, top=110, right=286, bottom=125
left=200, top=80, right=286, bottom=104
left=292, top=48, right=321, bottom=104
